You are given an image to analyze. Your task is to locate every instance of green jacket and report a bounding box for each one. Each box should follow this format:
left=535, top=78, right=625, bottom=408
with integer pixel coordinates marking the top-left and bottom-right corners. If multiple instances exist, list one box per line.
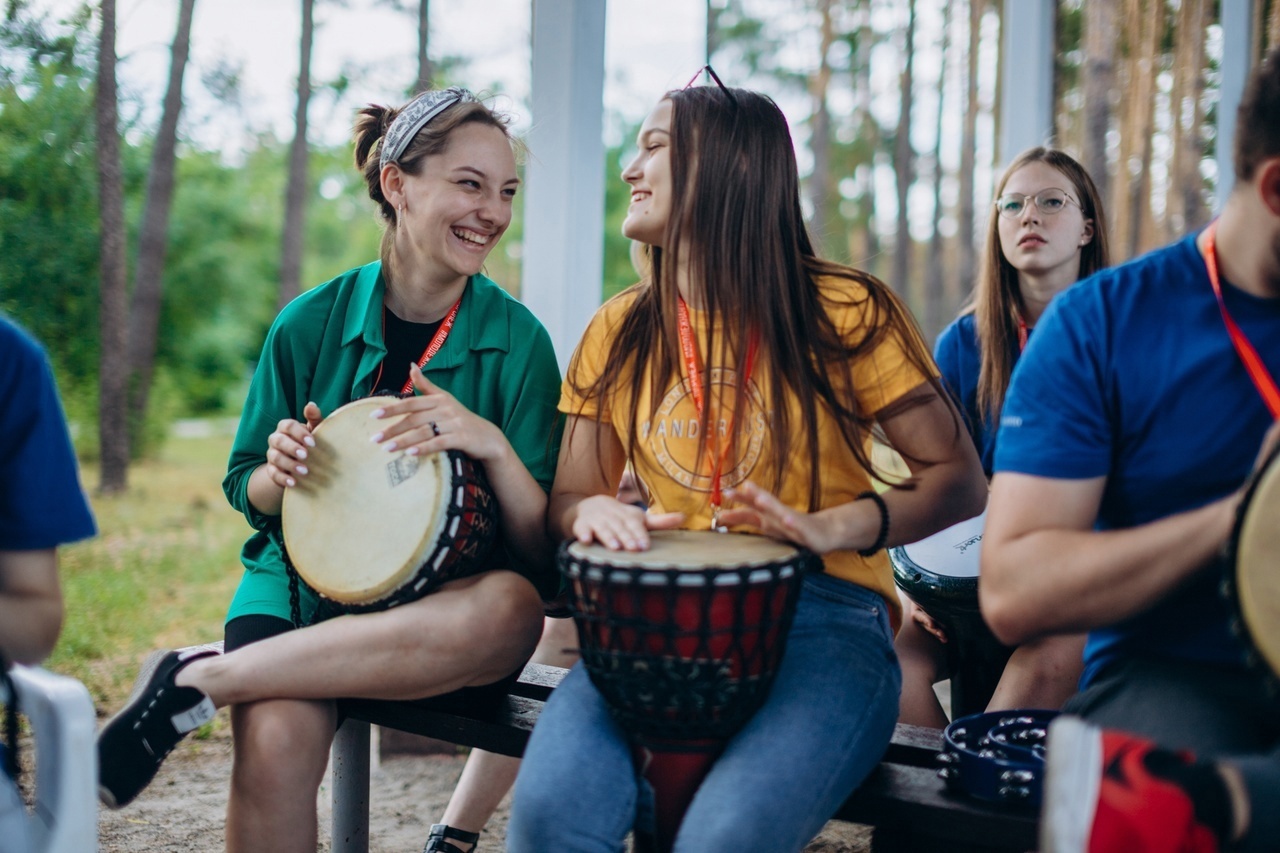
left=223, top=262, right=563, bottom=623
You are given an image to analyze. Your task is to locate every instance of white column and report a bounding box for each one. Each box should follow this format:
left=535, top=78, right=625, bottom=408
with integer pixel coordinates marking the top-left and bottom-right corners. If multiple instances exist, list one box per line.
left=998, top=0, right=1056, bottom=163
left=521, top=0, right=608, bottom=371
left=1216, top=0, right=1256, bottom=210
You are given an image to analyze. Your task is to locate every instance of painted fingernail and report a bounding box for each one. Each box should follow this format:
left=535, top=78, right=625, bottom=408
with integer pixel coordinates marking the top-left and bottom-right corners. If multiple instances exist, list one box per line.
left=304, top=436, right=316, bottom=447
left=370, top=432, right=384, bottom=443
left=384, top=441, right=398, bottom=451
left=406, top=447, right=419, bottom=456
left=296, top=466, right=308, bottom=475
left=370, top=408, right=385, bottom=419
left=286, top=477, right=296, bottom=487
left=296, top=449, right=307, bottom=459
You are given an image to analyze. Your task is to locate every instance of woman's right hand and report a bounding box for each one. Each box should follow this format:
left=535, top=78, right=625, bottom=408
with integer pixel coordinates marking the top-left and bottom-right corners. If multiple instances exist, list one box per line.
left=569, top=495, right=683, bottom=551
left=264, top=402, right=323, bottom=489
left=909, top=600, right=950, bottom=644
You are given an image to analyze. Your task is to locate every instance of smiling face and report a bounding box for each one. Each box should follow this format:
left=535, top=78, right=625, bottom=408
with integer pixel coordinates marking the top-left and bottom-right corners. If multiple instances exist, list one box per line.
left=996, top=161, right=1094, bottom=285
left=384, top=121, right=518, bottom=287
left=621, top=99, right=674, bottom=248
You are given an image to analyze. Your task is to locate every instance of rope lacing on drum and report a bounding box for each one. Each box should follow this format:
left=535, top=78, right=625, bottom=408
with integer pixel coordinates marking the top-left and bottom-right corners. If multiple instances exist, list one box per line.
left=566, top=548, right=817, bottom=742
left=0, top=654, right=19, bottom=781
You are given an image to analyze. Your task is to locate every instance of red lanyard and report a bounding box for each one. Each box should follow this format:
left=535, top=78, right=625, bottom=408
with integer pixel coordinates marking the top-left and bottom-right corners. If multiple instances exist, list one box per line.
left=1016, top=314, right=1029, bottom=352
left=676, top=296, right=757, bottom=528
left=1201, top=221, right=1280, bottom=419
left=371, top=296, right=462, bottom=396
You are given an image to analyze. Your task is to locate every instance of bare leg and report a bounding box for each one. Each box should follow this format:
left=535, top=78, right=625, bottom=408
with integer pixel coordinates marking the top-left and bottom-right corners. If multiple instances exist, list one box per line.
left=178, top=571, right=544, bottom=707
left=985, top=633, right=1086, bottom=712
left=895, top=614, right=951, bottom=728
left=434, top=617, right=581, bottom=846
left=225, top=697, right=336, bottom=853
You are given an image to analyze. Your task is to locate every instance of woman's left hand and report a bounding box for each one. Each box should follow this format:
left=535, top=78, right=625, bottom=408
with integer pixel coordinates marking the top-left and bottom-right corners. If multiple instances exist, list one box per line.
left=719, top=481, right=842, bottom=553
left=370, top=364, right=508, bottom=463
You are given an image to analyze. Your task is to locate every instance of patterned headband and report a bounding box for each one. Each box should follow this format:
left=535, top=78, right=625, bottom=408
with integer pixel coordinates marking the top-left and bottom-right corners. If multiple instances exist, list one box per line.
left=379, top=87, right=477, bottom=169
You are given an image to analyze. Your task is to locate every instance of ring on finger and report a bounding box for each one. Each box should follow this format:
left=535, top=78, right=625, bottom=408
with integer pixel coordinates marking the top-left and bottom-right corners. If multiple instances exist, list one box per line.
left=429, top=420, right=441, bottom=436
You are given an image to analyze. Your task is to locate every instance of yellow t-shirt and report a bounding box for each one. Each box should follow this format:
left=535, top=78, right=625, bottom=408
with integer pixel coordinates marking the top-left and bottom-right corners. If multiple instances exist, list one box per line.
left=560, top=276, right=937, bottom=630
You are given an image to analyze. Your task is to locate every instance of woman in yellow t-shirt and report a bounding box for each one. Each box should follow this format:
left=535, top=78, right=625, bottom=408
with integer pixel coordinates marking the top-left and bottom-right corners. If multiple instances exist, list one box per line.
left=508, top=79, right=987, bottom=852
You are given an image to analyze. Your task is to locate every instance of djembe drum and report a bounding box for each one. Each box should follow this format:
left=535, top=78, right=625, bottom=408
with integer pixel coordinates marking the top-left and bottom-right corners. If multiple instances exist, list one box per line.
left=560, top=530, right=814, bottom=852
left=890, top=509, right=1013, bottom=716
left=1224, top=445, right=1280, bottom=690
left=281, top=397, right=500, bottom=620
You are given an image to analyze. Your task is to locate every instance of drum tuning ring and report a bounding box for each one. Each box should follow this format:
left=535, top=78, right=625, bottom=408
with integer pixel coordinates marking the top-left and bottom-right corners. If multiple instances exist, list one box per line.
left=936, top=751, right=957, bottom=765
left=1000, top=769, right=1034, bottom=784
left=998, top=785, right=1031, bottom=801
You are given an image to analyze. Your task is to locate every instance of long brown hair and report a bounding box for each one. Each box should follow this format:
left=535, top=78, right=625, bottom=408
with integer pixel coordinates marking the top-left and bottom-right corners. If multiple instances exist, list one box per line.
left=568, top=86, right=946, bottom=509
left=972, top=147, right=1110, bottom=424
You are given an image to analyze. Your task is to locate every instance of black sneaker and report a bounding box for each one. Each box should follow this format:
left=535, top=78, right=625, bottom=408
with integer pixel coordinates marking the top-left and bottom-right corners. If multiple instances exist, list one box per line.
left=97, top=645, right=221, bottom=808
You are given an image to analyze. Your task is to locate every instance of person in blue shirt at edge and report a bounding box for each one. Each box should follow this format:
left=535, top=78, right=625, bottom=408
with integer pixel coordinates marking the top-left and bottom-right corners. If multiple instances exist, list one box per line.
left=896, top=147, right=1108, bottom=729
left=93, top=88, right=563, bottom=853
left=0, top=316, right=95, bottom=669
left=983, top=48, right=1280, bottom=853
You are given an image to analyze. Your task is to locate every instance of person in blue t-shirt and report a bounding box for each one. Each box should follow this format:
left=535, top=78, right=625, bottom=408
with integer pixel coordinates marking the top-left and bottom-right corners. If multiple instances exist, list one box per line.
left=983, top=49, right=1280, bottom=853
left=0, top=316, right=96, bottom=668
left=897, top=148, right=1108, bottom=729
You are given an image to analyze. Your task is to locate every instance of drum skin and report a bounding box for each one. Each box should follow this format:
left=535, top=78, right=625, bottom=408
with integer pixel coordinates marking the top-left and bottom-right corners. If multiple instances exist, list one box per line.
left=1230, top=449, right=1280, bottom=682
left=282, top=397, right=498, bottom=610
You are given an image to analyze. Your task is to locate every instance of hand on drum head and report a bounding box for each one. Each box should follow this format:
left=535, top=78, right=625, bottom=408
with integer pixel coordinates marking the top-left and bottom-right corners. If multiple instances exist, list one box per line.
left=369, top=365, right=508, bottom=463
left=265, top=402, right=324, bottom=489
left=570, top=494, right=683, bottom=551
left=720, top=481, right=842, bottom=553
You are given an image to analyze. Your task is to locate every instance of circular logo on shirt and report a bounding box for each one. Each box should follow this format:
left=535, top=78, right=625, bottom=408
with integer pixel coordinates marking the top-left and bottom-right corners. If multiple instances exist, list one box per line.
left=640, top=367, right=768, bottom=492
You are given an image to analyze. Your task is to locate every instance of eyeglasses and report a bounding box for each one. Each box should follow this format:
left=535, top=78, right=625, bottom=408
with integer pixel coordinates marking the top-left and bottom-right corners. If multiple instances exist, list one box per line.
left=994, top=188, right=1080, bottom=219
left=683, top=64, right=737, bottom=107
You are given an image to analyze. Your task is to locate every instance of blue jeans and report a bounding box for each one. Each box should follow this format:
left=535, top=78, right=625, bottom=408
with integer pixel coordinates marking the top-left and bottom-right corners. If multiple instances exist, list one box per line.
left=508, top=572, right=901, bottom=853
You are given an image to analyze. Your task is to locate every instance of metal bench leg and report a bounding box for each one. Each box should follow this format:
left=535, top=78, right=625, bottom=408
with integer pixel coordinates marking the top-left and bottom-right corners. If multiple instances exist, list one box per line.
left=330, top=719, right=370, bottom=853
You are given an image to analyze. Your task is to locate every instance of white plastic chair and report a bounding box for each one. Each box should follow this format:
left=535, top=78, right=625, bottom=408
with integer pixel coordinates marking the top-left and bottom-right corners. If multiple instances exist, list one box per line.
left=0, top=665, right=98, bottom=853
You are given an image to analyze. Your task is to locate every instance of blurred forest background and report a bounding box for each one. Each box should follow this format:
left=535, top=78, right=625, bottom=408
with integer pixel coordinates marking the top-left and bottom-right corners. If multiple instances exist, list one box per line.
left=4, top=0, right=1280, bottom=495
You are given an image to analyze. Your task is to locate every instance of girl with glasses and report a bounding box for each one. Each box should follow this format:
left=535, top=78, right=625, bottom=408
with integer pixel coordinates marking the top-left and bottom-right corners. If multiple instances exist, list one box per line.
left=508, top=83, right=985, bottom=852
left=895, top=147, right=1110, bottom=730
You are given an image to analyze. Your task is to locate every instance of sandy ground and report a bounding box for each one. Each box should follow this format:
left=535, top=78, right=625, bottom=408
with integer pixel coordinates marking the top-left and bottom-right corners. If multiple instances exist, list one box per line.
left=94, top=725, right=875, bottom=852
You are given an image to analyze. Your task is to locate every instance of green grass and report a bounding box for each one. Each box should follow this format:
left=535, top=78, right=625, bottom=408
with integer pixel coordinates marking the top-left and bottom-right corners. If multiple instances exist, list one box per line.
left=50, top=433, right=247, bottom=713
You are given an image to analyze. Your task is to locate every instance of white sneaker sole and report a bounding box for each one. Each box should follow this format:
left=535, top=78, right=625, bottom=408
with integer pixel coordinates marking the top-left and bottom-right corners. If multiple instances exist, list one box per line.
left=1040, top=715, right=1103, bottom=853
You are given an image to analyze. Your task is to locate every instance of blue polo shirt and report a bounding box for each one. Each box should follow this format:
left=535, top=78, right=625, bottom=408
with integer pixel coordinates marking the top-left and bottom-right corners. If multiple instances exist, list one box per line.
left=934, top=313, right=1016, bottom=477
left=995, top=234, right=1280, bottom=686
left=0, top=317, right=96, bottom=550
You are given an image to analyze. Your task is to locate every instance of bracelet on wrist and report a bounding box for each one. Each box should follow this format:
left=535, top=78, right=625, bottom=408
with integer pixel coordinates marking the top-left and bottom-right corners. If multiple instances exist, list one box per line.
left=855, top=490, right=890, bottom=557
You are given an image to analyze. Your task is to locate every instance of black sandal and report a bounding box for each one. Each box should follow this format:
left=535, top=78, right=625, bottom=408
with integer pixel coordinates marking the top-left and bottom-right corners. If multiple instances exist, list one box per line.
left=423, top=823, right=480, bottom=853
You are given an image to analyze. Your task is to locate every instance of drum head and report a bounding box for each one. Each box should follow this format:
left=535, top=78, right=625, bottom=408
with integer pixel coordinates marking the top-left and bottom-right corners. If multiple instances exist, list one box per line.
left=282, top=397, right=447, bottom=604
left=892, top=509, right=986, bottom=581
left=1235, top=455, right=1280, bottom=679
left=566, top=529, right=800, bottom=580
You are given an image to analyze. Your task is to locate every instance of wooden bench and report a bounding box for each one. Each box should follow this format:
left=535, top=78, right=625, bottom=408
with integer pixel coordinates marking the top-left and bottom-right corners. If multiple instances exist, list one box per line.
left=329, top=663, right=1038, bottom=853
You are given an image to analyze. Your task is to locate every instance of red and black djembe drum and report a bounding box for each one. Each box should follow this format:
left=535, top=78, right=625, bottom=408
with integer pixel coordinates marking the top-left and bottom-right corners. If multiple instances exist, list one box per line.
left=560, top=529, right=815, bottom=852
left=281, top=397, right=500, bottom=623
left=1224, top=445, right=1280, bottom=692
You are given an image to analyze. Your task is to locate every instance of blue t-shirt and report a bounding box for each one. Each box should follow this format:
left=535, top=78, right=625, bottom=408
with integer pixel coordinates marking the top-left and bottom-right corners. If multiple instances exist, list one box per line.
left=934, top=313, right=1018, bottom=477
left=0, top=317, right=96, bottom=550
left=995, top=234, right=1280, bottom=686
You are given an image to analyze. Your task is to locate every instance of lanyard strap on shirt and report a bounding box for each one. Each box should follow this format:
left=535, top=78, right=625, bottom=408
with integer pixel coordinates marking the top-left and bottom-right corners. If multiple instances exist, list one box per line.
left=371, top=296, right=462, bottom=397
left=1201, top=221, right=1280, bottom=419
left=1016, top=314, right=1029, bottom=353
left=676, top=296, right=757, bottom=527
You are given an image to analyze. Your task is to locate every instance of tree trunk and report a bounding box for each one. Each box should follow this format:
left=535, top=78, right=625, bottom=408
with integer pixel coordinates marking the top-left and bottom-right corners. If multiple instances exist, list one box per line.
left=1113, top=0, right=1159, bottom=259
left=1169, top=0, right=1207, bottom=235
left=706, top=0, right=721, bottom=62
left=416, top=0, right=431, bottom=92
left=957, top=0, right=981, bottom=304
left=1269, top=0, right=1280, bottom=52
left=924, top=0, right=951, bottom=342
left=96, top=0, right=129, bottom=493
left=127, top=0, right=196, bottom=444
left=277, top=0, right=314, bottom=312
left=892, top=0, right=916, bottom=300
left=808, top=0, right=835, bottom=255
left=1082, top=0, right=1115, bottom=207
left=846, top=1, right=880, bottom=274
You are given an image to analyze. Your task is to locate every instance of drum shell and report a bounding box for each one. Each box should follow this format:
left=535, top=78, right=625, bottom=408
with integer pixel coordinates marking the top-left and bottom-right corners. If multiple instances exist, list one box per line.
left=560, top=532, right=812, bottom=742
left=1223, top=445, right=1280, bottom=691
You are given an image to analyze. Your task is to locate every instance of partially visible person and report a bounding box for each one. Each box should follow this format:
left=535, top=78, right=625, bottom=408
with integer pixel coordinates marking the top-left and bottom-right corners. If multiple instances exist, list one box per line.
left=0, top=316, right=95, bottom=667
left=982, top=48, right=1280, bottom=853
left=896, top=148, right=1105, bottom=728
left=508, top=79, right=985, bottom=852
left=95, top=88, right=562, bottom=853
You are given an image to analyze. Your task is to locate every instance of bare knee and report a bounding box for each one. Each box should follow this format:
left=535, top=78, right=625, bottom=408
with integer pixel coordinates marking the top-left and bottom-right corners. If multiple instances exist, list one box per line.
left=231, top=700, right=335, bottom=798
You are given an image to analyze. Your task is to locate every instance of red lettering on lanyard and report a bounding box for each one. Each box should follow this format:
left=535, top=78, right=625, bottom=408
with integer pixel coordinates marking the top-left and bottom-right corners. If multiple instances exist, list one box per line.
left=370, top=296, right=463, bottom=397
left=676, top=296, right=758, bottom=526
left=1201, top=221, right=1280, bottom=419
